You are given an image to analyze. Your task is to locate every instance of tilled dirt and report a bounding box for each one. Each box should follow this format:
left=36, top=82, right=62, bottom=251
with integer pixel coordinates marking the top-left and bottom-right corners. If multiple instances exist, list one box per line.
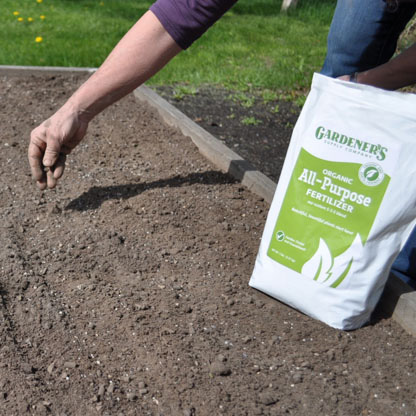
left=0, top=73, right=415, bottom=416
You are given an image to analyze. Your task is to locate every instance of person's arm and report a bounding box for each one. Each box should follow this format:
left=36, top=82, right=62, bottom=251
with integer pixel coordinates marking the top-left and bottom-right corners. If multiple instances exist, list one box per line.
left=28, top=11, right=181, bottom=190
left=29, top=0, right=238, bottom=190
left=339, top=43, right=416, bottom=90
left=69, top=12, right=182, bottom=119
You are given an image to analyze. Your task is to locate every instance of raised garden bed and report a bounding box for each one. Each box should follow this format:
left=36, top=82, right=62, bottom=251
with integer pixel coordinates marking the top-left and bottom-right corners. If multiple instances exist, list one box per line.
left=0, top=67, right=415, bottom=415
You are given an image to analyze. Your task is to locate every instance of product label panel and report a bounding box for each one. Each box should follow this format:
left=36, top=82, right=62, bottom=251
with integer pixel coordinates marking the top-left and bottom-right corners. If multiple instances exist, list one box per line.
left=267, top=148, right=390, bottom=287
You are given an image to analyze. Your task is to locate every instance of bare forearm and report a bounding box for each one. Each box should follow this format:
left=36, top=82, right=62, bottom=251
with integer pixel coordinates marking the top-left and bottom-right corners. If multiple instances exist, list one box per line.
left=28, top=11, right=182, bottom=190
left=66, top=11, right=182, bottom=120
left=357, top=43, right=416, bottom=90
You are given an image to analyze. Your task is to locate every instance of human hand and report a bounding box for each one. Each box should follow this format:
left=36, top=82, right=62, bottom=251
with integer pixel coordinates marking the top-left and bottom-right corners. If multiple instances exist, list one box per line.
left=28, top=105, right=89, bottom=190
left=338, top=73, right=359, bottom=83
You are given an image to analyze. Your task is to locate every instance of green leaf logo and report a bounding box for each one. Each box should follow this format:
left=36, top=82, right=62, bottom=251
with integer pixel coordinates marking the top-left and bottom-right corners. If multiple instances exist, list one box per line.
left=301, top=234, right=362, bottom=288
left=364, top=167, right=379, bottom=182
left=359, top=163, right=384, bottom=186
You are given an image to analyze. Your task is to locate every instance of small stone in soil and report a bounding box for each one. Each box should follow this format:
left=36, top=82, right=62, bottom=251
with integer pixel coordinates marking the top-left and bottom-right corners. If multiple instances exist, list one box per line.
left=48, top=203, right=62, bottom=215
left=242, top=336, right=251, bottom=344
left=20, top=280, right=29, bottom=290
left=21, top=363, right=36, bottom=374
left=47, top=363, right=55, bottom=374
left=326, top=349, right=336, bottom=361
left=42, top=322, right=53, bottom=330
left=292, top=372, right=303, bottom=384
left=126, top=392, right=138, bottom=401
left=209, top=361, right=231, bottom=376
left=257, top=391, right=279, bottom=406
left=64, top=361, right=76, bottom=369
left=268, top=336, right=280, bottom=346
left=98, top=384, right=105, bottom=398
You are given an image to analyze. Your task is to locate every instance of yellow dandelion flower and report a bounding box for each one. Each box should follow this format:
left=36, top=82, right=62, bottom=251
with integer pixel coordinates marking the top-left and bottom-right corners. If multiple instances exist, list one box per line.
left=35, top=36, right=43, bottom=43
left=37, top=0, right=43, bottom=3
left=28, top=17, right=34, bottom=22
left=40, top=15, right=45, bottom=20
left=13, top=11, right=19, bottom=16
left=18, top=17, right=24, bottom=22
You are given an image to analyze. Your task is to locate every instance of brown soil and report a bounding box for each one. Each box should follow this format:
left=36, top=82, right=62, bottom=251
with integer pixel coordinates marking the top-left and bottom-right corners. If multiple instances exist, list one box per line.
left=153, top=85, right=302, bottom=183
left=0, top=73, right=415, bottom=416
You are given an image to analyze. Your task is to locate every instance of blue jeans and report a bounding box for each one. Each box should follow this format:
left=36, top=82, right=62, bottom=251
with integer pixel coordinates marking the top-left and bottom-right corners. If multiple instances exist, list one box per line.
left=321, top=0, right=416, bottom=77
left=321, top=0, right=416, bottom=288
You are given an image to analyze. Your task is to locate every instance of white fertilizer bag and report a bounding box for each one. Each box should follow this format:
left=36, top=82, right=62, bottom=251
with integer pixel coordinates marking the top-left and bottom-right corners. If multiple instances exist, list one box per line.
left=249, top=73, right=416, bottom=330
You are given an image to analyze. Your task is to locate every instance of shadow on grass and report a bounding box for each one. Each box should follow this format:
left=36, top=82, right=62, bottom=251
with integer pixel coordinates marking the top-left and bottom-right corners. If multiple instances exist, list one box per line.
left=65, top=170, right=237, bottom=211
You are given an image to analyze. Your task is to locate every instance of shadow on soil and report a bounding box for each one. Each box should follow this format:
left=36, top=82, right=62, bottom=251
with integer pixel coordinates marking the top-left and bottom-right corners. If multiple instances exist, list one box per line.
left=228, top=159, right=258, bottom=182
left=370, top=275, right=415, bottom=327
left=0, top=284, right=7, bottom=308
left=65, top=170, right=237, bottom=211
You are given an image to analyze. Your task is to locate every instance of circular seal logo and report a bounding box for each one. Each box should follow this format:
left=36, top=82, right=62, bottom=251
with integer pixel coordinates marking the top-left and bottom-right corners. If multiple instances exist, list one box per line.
left=358, top=163, right=384, bottom=186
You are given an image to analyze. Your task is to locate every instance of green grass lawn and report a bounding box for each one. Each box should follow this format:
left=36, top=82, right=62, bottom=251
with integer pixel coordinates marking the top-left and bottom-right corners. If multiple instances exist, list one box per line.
left=1, top=0, right=336, bottom=93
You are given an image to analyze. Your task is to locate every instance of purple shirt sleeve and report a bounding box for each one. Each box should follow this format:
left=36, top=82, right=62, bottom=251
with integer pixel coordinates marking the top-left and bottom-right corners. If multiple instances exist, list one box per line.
left=150, top=0, right=238, bottom=49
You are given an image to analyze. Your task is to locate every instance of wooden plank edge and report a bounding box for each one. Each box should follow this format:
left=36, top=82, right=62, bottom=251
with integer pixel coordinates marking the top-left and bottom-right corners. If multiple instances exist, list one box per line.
left=134, top=85, right=276, bottom=204
left=0, top=65, right=97, bottom=76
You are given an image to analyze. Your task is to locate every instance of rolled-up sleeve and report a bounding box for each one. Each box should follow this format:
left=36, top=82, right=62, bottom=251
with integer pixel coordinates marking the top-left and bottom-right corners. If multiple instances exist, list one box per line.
left=150, top=0, right=238, bottom=49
